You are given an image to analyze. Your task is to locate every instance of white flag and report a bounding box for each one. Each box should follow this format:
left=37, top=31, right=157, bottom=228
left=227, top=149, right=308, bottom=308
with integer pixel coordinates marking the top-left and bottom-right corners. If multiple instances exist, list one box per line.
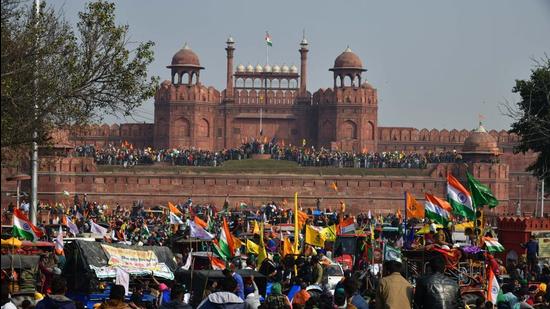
left=115, top=267, right=130, bottom=295
left=182, top=249, right=193, bottom=270
left=188, top=220, right=214, bottom=240
left=90, top=220, right=108, bottom=237
left=54, top=226, right=64, bottom=255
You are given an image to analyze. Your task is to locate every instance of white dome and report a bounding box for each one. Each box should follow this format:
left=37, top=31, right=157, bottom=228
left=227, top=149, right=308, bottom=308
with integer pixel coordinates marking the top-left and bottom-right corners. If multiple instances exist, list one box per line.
left=264, top=64, right=272, bottom=72
left=246, top=64, right=254, bottom=72
left=236, top=64, right=245, bottom=72
left=281, top=64, right=289, bottom=73
left=290, top=65, right=298, bottom=73
left=272, top=65, right=281, bottom=73
left=255, top=64, right=263, bottom=72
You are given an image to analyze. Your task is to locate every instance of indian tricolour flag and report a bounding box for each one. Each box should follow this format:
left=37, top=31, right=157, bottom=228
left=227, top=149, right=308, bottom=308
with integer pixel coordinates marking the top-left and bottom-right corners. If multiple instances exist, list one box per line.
left=218, top=217, right=235, bottom=260
left=265, top=32, right=272, bottom=46
left=487, top=268, right=500, bottom=304
left=447, top=174, right=475, bottom=220
left=484, top=237, right=505, bottom=253
left=424, top=193, right=452, bottom=226
left=13, top=209, right=44, bottom=241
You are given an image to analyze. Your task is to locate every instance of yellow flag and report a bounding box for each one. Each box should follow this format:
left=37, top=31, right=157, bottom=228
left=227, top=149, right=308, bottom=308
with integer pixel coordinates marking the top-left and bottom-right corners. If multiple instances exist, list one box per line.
left=246, top=239, right=260, bottom=255
left=282, top=237, right=294, bottom=257
left=305, top=225, right=325, bottom=247
left=256, top=222, right=267, bottom=270
left=252, top=221, right=260, bottom=235
left=320, top=225, right=337, bottom=242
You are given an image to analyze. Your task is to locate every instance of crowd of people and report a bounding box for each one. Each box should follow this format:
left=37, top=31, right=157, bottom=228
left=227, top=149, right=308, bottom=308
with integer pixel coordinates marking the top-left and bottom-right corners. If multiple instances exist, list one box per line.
left=74, top=142, right=462, bottom=170
left=2, top=195, right=548, bottom=309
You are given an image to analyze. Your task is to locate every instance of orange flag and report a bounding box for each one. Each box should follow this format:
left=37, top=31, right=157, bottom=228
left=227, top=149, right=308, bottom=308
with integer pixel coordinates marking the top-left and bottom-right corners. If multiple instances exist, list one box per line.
left=396, top=208, right=403, bottom=222
left=297, top=210, right=308, bottom=229
left=168, top=202, right=182, bottom=216
left=331, top=182, right=338, bottom=192
left=194, top=216, right=208, bottom=229
left=282, top=237, right=295, bottom=257
left=406, top=192, right=425, bottom=219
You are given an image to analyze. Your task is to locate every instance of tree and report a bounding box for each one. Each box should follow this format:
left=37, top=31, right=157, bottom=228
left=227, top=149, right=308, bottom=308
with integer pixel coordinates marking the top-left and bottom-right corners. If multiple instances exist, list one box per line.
left=508, top=56, right=550, bottom=184
left=1, top=0, right=158, bottom=152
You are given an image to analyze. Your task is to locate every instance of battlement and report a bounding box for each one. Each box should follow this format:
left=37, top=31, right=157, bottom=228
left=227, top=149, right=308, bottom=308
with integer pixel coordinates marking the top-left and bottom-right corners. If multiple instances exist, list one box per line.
left=312, top=84, right=378, bottom=105
left=155, top=81, right=221, bottom=104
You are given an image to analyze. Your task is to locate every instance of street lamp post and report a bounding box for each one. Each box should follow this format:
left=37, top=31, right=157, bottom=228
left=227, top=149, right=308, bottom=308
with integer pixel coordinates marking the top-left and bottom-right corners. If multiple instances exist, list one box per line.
left=515, top=184, right=524, bottom=216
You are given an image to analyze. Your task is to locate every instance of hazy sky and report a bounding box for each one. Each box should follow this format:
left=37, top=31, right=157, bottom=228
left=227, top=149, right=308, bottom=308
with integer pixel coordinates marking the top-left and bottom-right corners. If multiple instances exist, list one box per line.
left=52, top=0, right=550, bottom=131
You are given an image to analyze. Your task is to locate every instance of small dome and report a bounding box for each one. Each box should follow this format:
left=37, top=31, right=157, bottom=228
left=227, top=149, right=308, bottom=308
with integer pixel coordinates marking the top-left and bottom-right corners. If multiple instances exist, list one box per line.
left=290, top=65, right=298, bottom=73
left=273, top=65, right=281, bottom=73
left=462, top=124, right=500, bottom=155
left=171, top=43, right=201, bottom=67
left=281, top=64, right=289, bottom=73
left=226, top=36, right=235, bottom=44
left=264, top=64, right=272, bottom=72
left=255, top=64, right=263, bottom=72
left=246, top=64, right=254, bottom=72
left=332, top=46, right=363, bottom=69
left=236, top=64, right=245, bottom=72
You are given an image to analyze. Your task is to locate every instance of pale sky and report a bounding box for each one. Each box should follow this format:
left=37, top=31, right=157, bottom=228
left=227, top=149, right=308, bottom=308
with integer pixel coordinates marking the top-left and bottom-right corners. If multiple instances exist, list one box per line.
left=52, top=0, right=550, bottom=131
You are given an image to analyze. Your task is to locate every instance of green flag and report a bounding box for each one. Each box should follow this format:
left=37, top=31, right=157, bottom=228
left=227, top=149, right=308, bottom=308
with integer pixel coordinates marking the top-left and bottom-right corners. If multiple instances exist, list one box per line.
left=467, top=172, right=499, bottom=208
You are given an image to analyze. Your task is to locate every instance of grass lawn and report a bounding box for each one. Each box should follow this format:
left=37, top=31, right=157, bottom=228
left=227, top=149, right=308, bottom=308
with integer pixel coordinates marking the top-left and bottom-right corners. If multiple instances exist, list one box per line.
left=97, top=159, right=430, bottom=177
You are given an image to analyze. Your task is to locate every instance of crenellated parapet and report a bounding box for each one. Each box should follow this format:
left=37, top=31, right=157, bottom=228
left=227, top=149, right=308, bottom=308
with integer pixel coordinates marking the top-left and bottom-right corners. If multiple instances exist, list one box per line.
left=312, top=83, right=377, bottom=105
left=155, top=80, right=221, bottom=104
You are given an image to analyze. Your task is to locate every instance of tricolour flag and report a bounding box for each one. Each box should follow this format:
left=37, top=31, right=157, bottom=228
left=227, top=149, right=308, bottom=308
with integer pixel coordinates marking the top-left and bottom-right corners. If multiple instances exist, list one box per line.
left=265, top=32, right=272, bottom=47
left=90, top=220, right=108, bottom=237
left=169, top=212, right=184, bottom=225
left=467, top=172, right=499, bottom=209
left=487, top=268, right=500, bottom=304
left=406, top=192, right=425, bottom=219
left=424, top=193, right=452, bottom=226
left=210, top=255, right=227, bottom=270
left=188, top=219, right=214, bottom=240
left=168, top=202, right=182, bottom=216
left=447, top=174, right=475, bottom=220
left=484, top=237, right=504, bottom=253
left=54, top=225, right=64, bottom=255
left=13, top=209, right=44, bottom=241
left=218, top=217, right=235, bottom=260
left=338, top=217, right=356, bottom=234
left=305, top=225, right=325, bottom=247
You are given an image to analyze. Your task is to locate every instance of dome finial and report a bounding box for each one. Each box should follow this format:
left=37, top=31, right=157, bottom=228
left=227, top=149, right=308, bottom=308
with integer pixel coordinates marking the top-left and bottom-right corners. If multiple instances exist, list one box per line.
left=300, top=29, right=308, bottom=46
left=345, top=45, right=352, bottom=52
left=183, top=42, right=190, bottom=50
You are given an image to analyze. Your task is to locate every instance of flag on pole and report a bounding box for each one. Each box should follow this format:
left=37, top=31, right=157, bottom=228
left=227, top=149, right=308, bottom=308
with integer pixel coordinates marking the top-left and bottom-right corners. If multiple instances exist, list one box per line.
left=169, top=212, right=184, bottom=225
left=424, top=193, right=452, bottom=226
left=90, top=220, right=108, bottom=237
left=194, top=216, right=208, bottom=229
left=406, top=192, right=425, bottom=219
left=282, top=237, right=294, bottom=257
left=168, top=202, right=182, bottom=216
left=210, top=255, right=227, bottom=270
left=252, top=221, right=260, bottom=235
left=320, top=225, right=337, bottom=242
left=188, top=219, right=214, bottom=240
left=219, top=217, right=236, bottom=259
left=265, top=32, right=272, bottom=46
left=257, top=222, right=268, bottom=270
left=297, top=210, right=308, bottom=230
left=294, top=192, right=300, bottom=254
left=487, top=268, right=500, bottom=304
left=467, top=172, right=499, bottom=208
left=182, top=249, right=193, bottom=270
left=447, top=174, right=475, bottom=219
left=246, top=239, right=260, bottom=255
left=54, top=225, right=64, bottom=255
left=305, top=225, right=325, bottom=247
left=483, top=237, right=505, bottom=253
left=13, top=209, right=44, bottom=241
left=63, top=215, right=79, bottom=236
left=330, top=182, right=338, bottom=192
left=338, top=217, right=356, bottom=234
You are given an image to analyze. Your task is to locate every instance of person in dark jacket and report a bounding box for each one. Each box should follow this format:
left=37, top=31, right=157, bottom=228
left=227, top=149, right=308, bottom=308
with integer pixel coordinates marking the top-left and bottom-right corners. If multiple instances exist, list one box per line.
left=35, top=275, right=76, bottom=309
left=414, top=256, right=464, bottom=309
left=197, top=273, right=246, bottom=309
left=160, top=284, right=192, bottom=309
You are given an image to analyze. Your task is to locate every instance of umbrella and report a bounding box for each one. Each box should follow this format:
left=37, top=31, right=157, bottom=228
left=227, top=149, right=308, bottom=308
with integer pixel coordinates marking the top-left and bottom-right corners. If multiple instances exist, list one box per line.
left=1, top=237, right=22, bottom=247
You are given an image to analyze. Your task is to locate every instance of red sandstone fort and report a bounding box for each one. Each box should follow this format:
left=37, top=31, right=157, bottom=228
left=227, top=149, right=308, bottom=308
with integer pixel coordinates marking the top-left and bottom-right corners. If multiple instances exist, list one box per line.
left=1, top=37, right=544, bottom=216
